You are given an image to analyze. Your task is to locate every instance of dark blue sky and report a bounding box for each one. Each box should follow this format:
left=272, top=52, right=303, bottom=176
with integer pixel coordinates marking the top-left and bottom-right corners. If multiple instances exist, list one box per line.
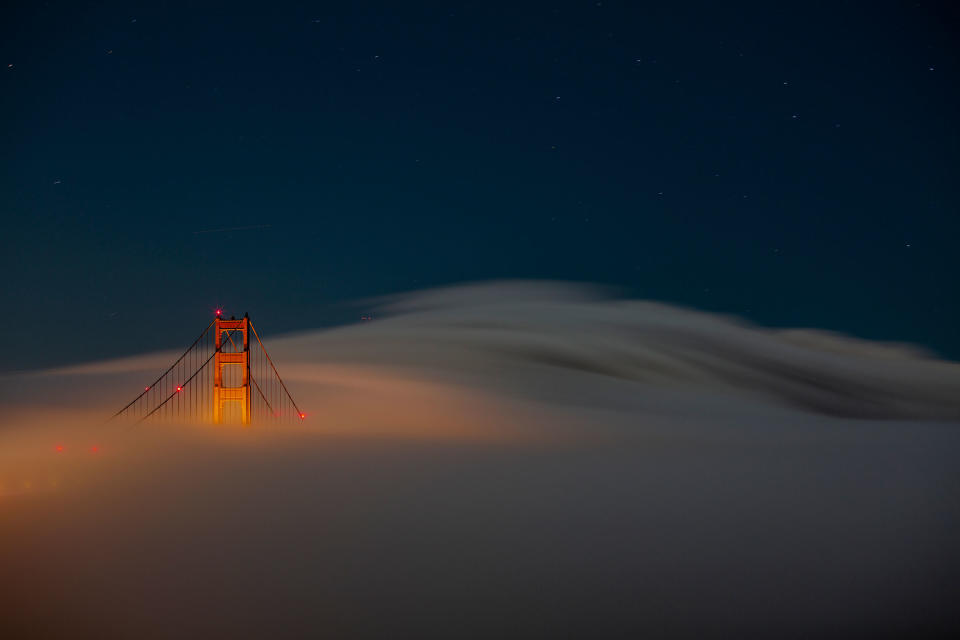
left=2, top=1, right=958, bottom=370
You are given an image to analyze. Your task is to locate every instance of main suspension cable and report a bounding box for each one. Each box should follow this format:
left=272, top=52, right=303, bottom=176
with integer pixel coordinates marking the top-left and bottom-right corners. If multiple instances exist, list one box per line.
left=111, top=319, right=216, bottom=419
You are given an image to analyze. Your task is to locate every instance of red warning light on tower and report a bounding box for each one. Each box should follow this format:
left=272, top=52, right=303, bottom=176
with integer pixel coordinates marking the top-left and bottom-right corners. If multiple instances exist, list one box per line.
left=176, top=385, right=182, bottom=392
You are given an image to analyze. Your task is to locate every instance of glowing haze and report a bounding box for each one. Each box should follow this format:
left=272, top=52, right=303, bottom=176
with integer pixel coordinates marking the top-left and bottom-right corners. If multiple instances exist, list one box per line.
left=2, top=282, right=959, bottom=637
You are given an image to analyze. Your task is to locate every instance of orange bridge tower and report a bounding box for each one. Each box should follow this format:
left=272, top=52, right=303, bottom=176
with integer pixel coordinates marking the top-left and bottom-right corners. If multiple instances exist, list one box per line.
left=213, top=314, right=251, bottom=424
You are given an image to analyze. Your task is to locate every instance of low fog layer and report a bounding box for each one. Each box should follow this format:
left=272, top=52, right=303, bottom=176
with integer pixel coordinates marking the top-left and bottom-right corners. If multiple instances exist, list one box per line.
left=2, top=282, right=959, bottom=638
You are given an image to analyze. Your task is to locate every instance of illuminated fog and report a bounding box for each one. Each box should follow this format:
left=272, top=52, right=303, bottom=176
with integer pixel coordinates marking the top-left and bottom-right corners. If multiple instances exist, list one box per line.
left=2, top=282, right=958, bottom=637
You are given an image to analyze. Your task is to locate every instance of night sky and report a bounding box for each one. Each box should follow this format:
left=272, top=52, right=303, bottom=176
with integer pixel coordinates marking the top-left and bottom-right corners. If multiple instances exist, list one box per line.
left=2, top=1, right=958, bottom=371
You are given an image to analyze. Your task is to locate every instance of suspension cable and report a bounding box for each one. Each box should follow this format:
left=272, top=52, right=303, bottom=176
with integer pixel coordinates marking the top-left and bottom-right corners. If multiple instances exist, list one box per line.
left=136, top=346, right=220, bottom=423
left=111, top=319, right=216, bottom=419
left=249, top=374, right=275, bottom=416
left=249, top=321, right=303, bottom=418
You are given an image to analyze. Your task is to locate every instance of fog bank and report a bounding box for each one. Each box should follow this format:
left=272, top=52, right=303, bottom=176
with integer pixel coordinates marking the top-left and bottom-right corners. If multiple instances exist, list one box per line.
left=2, top=282, right=958, bottom=638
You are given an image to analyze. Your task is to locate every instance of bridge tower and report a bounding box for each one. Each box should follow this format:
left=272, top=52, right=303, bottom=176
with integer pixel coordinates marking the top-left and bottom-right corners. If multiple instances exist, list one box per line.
left=213, top=314, right=251, bottom=425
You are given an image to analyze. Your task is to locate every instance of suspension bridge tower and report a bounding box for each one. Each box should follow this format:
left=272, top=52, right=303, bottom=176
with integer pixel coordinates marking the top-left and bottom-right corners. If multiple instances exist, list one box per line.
left=213, top=314, right=251, bottom=425
left=111, top=310, right=303, bottom=426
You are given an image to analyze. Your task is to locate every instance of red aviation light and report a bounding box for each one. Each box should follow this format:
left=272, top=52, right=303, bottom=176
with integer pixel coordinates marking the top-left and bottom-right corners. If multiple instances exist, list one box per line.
left=90, top=446, right=99, bottom=454
left=299, top=413, right=305, bottom=420
left=176, top=385, right=182, bottom=392
left=216, top=309, right=222, bottom=316
left=144, top=386, right=150, bottom=391
left=55, top=445, right=64, bottom=453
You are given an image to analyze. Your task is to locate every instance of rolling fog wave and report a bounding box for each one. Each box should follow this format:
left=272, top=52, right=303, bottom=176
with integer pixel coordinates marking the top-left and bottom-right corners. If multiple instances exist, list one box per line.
left=2, top=282, right=958, bottom=638
left=268, top=281, right=960, bottom=420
